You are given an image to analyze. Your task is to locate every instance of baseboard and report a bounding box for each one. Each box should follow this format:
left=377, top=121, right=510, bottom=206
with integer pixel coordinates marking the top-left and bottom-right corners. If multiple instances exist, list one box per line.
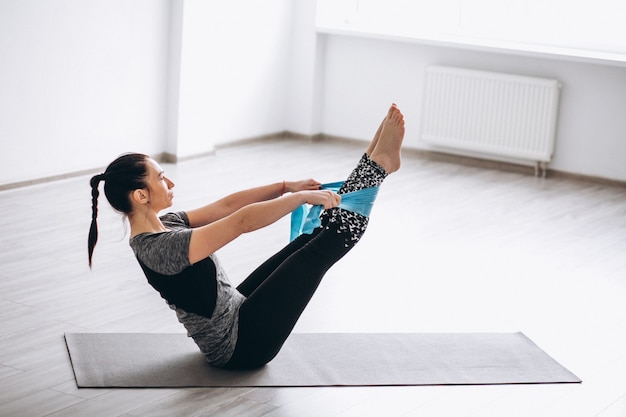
left=2, top=133, right=624, bottom=190
left=214, top=131, right=316, bottom=149
left=314, top=133, right=626, bottom=188
left=156, top=150, right=216, bottom=164
left=0, top=167, right=106, bottom=191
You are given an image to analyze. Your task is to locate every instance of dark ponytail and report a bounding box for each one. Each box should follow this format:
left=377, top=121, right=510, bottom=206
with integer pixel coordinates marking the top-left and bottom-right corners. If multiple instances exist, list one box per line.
left=88, top=153, right=149, bottom=268
left=88, top=173, right=106, bottom=268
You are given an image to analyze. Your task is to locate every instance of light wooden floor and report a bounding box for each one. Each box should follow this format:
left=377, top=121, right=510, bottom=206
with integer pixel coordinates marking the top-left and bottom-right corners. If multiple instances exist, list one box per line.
left=1, top=138, right=626, bottom=416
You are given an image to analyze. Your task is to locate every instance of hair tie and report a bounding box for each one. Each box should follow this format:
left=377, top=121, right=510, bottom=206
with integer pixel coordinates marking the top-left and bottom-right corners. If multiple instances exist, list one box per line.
left=90, top=173, right=106, bottom=189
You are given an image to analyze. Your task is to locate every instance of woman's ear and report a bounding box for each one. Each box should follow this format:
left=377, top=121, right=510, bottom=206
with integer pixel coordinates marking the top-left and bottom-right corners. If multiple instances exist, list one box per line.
left=131, top=189, right=150, bottom=205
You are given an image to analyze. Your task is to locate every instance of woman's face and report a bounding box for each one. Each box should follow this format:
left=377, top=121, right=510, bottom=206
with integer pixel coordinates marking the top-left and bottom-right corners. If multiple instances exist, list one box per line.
left=144, top=158, right=175, bottom=211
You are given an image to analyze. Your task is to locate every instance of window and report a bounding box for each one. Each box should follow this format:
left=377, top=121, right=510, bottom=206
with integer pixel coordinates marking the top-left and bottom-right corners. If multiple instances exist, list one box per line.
left=316, top=0, right=626, bottom=64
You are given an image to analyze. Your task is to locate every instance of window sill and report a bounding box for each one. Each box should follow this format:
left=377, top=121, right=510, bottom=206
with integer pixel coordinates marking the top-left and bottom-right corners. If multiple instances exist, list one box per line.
left=316, top=24, right=626, bottom=69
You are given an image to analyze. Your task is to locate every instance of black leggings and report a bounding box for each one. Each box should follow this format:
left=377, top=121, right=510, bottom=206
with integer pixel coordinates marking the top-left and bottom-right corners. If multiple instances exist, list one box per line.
left=224, top=154, right=386, bottom=369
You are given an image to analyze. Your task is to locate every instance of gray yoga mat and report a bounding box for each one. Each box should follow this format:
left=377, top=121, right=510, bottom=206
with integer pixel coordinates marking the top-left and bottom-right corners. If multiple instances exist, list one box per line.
left=64, top=332, right=580, bottom=388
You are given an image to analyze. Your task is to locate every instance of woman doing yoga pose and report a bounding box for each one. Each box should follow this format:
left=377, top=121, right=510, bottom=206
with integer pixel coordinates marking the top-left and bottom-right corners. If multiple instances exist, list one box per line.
left=88, top=104, right=405, bottom=369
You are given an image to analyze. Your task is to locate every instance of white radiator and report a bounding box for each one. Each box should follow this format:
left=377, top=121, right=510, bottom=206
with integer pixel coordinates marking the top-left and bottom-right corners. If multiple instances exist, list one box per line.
left=420, top=66, right=561, bottom=175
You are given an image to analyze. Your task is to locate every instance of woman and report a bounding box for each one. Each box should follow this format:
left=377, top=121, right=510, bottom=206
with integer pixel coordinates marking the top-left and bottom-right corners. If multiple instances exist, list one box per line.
left=88, top=104, right=405, bottom=369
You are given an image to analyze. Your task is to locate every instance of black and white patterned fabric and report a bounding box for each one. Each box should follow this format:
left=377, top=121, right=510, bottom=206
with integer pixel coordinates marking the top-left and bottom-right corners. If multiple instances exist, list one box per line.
left=321, top=153, right=387, bottom=247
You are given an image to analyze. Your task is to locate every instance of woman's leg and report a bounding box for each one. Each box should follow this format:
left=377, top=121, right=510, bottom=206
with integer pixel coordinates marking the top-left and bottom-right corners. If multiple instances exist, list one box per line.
left=236, top=104, right=399, bottom=298
left=236, top=230, right=319, bottom=297
left=227, top=219, right=360, bottom=369
left=227, top=156, right=385, bottom=369
left=225, top=105, right=404, bottom=369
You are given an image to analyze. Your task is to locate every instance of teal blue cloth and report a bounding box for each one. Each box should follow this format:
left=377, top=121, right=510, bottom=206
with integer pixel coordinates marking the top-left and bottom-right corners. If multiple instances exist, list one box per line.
left=289, top=182, right=379, bottom=241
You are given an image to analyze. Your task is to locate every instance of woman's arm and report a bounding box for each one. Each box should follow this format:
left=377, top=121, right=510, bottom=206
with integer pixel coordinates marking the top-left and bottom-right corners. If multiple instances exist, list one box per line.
left=187, top=189, right=340, bottom=265
left=186, top=179, right=321, bottom=227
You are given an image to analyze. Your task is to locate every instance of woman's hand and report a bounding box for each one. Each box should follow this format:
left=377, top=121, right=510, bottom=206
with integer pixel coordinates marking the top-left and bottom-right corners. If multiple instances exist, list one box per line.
left=285, top=180, right=341, bottom=208
left=301, top=190, right=341, bottom=209
left=285, top=179, right=322, bottom=193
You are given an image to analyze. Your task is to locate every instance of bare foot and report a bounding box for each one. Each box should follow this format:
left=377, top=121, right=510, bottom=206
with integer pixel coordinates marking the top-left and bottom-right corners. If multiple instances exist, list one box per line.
left=370, top=105, right=405, bottom=174
left=366, top=104, right=398, bottom=155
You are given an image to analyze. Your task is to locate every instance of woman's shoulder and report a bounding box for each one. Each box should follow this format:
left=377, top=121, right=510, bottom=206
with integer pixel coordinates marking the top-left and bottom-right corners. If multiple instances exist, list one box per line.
left=129, top=212, right=193, bottom=275
left=130, top=228, right=193, bottom=275
left=160, top=211, right=190, bottom=228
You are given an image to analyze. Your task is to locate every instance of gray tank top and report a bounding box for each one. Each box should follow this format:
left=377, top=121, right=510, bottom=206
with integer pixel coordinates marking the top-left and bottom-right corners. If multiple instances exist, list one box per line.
left=129, top=212, right=245, bottom=367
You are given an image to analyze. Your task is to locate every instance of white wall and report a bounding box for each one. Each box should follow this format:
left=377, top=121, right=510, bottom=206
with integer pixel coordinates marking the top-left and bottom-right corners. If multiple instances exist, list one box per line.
left=1, top=1, right=625, bottom=186
left=283, top=0, right=324, bottom=135
left=0, top=0, right=294, bottom=186
left=317, top=35, right=626, bottom=182
left=0, top=0, right=170, bottom=186
left=171, top=0, right=294, bottom=158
